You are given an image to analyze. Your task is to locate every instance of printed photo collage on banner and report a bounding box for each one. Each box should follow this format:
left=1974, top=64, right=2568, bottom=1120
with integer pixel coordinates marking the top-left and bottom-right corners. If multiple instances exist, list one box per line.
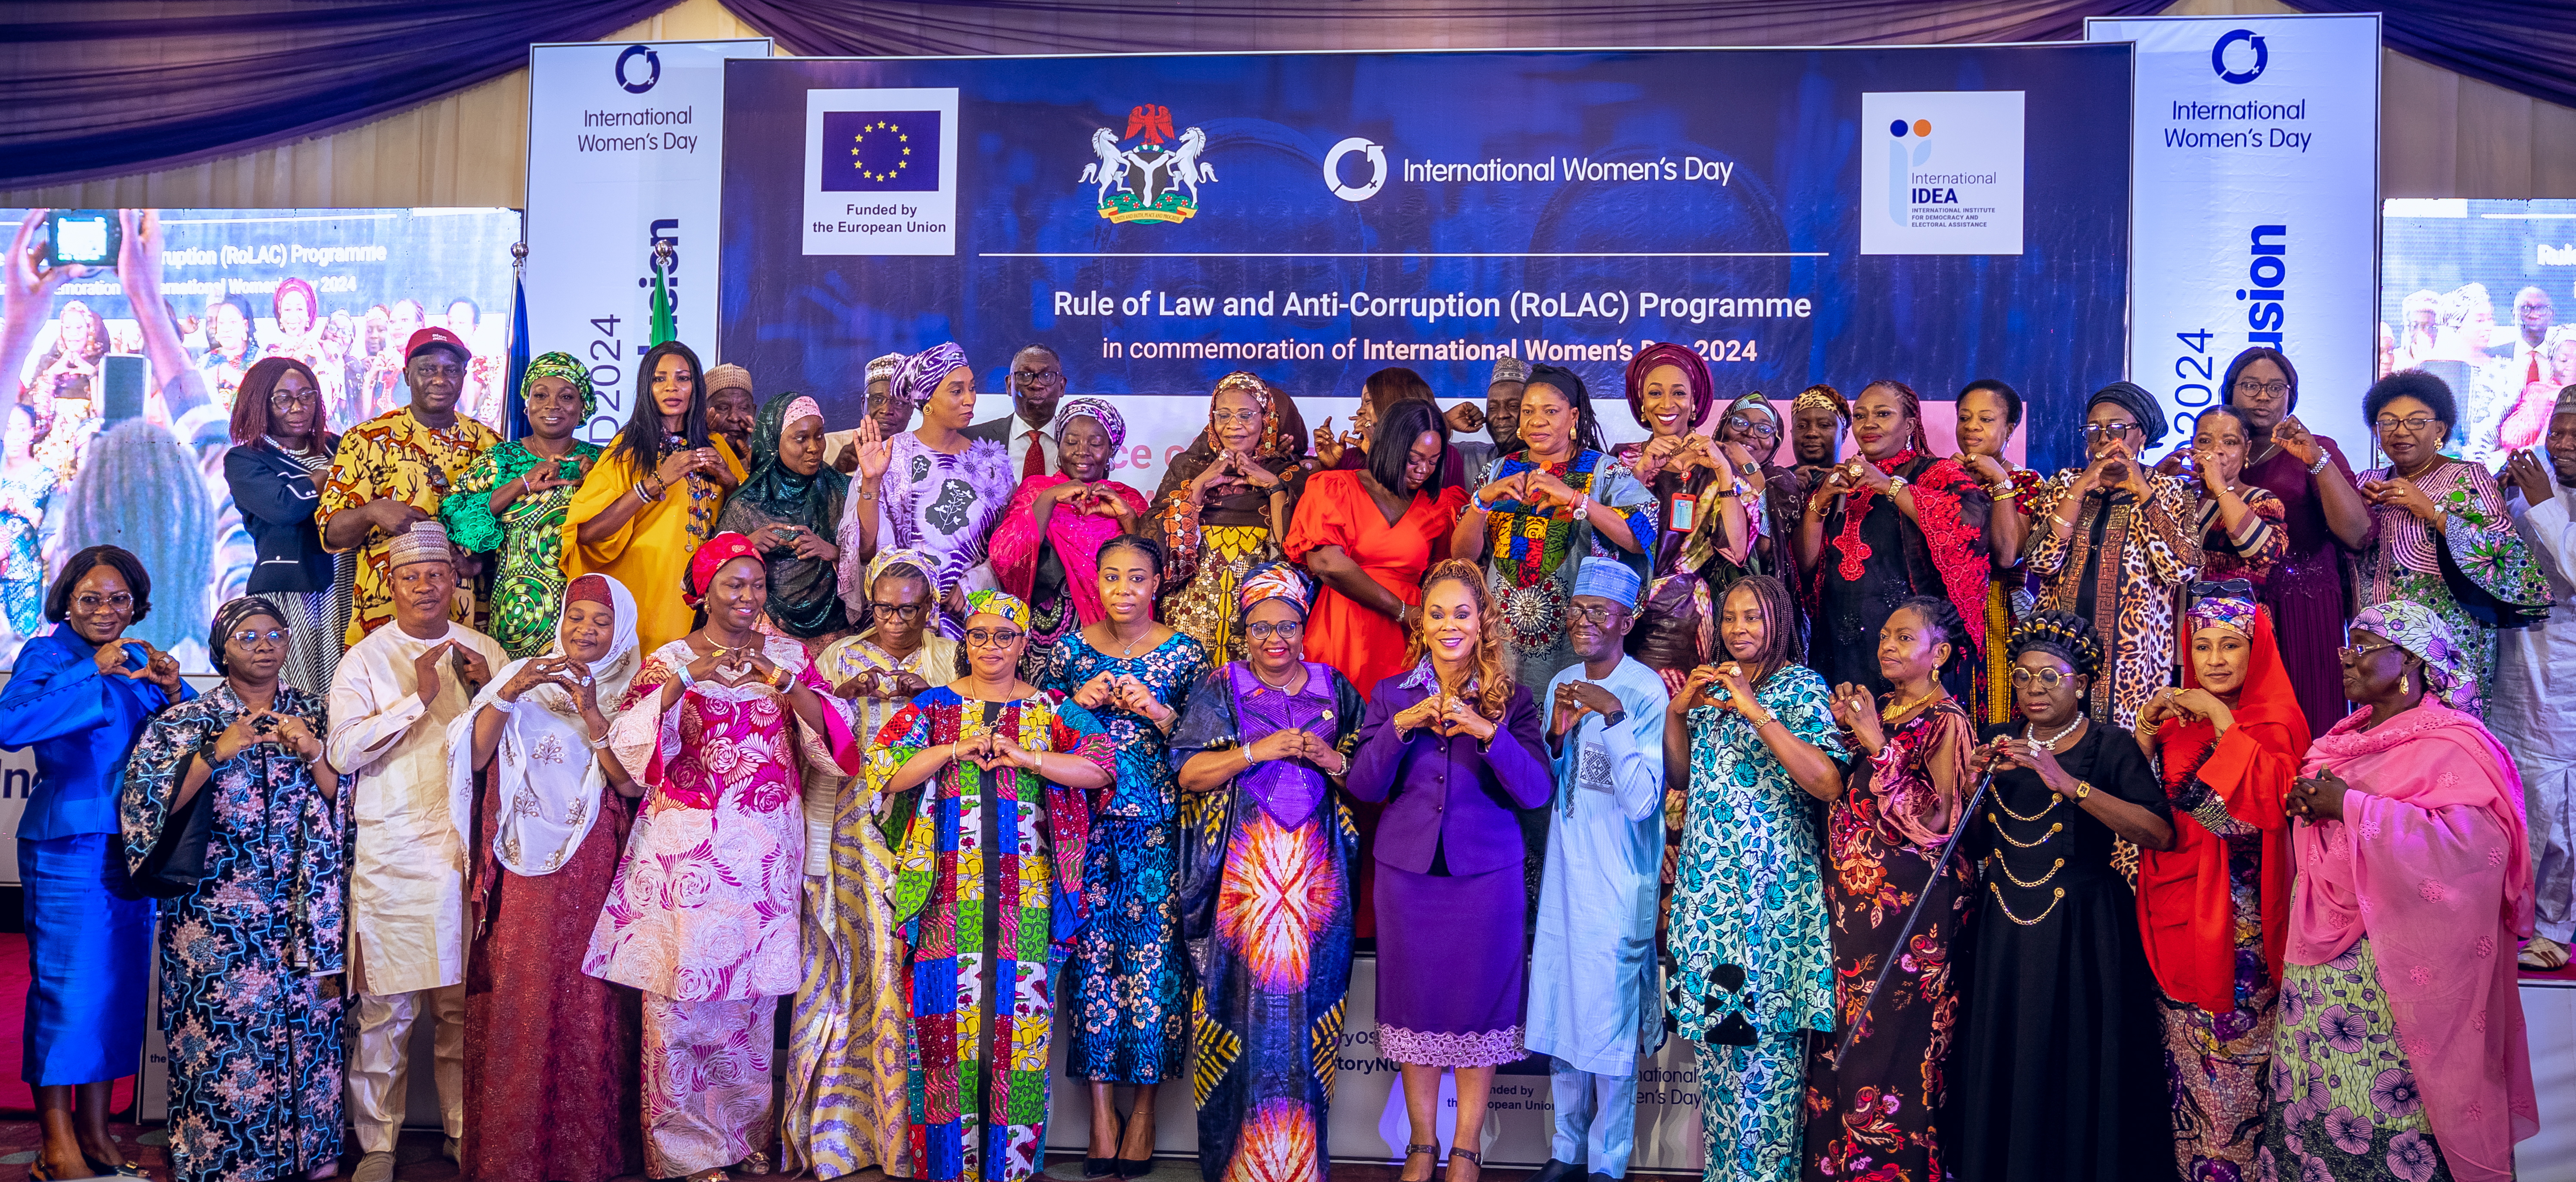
left=2382, top=198, right=2576, bottom=471
left=0, top=207, right=518, bottom=670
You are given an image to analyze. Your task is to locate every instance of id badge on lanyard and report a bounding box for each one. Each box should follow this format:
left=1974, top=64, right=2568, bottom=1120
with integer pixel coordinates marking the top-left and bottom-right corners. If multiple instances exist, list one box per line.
left=1670, top=492, right=1697, bottom=533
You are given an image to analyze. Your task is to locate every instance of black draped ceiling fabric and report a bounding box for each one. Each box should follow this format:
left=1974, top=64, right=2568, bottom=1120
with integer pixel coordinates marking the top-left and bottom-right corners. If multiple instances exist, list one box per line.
left=0, top=1, right=673, bottom=189
left=8, top=1, right=2576, bottom=190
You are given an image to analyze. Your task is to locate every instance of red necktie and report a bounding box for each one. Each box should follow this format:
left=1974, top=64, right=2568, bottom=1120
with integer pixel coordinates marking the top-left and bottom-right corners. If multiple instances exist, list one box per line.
left=2533, top=350, right=2544, bottom=387
left=1023, top=429, right=1047, bottom=478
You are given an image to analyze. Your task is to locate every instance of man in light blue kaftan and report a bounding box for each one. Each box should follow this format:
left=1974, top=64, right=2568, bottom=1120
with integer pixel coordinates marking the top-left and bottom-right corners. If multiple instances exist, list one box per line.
left=1524, top=561, right=1669, bottom=1182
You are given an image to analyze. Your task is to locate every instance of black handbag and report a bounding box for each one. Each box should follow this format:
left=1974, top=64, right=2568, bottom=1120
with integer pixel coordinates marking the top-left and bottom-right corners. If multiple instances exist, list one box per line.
left=129, top=754, right=218, bottom=899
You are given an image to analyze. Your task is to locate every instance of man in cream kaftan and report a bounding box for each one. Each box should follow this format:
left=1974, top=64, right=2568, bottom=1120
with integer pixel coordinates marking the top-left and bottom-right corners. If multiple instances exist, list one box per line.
left=325, top=521, right=505, bottom=1171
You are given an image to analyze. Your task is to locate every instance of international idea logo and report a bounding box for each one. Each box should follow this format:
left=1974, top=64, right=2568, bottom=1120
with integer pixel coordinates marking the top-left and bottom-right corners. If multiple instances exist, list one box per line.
left=1078, top=104, right=1217, bottom=224
left=1859, top=91, right=2025, bottom=257
left=801, top=87, right=959, bottom=257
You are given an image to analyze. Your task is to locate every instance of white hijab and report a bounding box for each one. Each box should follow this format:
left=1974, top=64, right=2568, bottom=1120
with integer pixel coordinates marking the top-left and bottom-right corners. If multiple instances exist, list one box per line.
left=444, top=574, right=643, bottom=876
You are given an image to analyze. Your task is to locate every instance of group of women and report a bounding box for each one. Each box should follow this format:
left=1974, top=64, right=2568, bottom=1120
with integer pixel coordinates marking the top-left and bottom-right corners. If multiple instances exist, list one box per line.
left=0, top=334, right=2546, bottom=1182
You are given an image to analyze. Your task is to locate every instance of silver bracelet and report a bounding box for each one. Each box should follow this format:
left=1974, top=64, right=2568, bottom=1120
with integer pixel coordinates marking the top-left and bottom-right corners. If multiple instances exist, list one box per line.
left=2307, top=451, right=2331, bottom=475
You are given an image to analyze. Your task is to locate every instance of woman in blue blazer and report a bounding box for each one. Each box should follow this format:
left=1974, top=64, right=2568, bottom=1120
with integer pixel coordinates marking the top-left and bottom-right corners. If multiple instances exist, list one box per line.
left=0, top=544, right=190, bottom=1179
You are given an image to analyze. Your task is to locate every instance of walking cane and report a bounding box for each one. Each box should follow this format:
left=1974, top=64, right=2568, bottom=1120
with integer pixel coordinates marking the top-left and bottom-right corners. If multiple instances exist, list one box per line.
left=1828, top=756, right=1997, bottom=1066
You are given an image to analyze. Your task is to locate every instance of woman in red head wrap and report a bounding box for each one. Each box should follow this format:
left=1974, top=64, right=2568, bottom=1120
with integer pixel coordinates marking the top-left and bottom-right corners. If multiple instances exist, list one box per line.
left=1610, top=342, right=1754, bottom=693
left=2134, top=580, right=2308, bottom=1178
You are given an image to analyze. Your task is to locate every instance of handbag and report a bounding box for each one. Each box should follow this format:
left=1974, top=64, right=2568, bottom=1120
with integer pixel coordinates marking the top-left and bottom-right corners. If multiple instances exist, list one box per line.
left=130, top=759, right=218, bottom=899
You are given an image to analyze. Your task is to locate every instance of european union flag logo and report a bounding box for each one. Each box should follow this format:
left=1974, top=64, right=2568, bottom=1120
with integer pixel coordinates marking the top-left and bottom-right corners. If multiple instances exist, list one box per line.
left=822, top=111, right=939, bottom=192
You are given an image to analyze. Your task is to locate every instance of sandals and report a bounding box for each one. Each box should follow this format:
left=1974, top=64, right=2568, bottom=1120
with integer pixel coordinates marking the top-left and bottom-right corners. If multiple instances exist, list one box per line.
left=2520, top=935, right=2570, bottom=971
left=1443, top=1147, right=1483, bottom=1182
left=1399, top=1143, right=1439, bottom=1182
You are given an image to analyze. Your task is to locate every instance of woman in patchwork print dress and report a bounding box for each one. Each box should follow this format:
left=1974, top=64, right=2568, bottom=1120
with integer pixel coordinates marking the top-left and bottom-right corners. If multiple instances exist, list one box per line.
left=869, top=590, right=1116, bottom=1182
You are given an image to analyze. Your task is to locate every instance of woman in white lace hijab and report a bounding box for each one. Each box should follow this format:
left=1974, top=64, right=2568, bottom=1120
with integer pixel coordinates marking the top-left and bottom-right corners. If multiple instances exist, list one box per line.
left=446, top=572, right=645, bottom=1182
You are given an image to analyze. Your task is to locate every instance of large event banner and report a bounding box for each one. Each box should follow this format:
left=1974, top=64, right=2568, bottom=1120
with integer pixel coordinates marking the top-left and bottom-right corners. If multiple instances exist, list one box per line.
left=528, top=38, right=772, bottom=442
left=2086, top=13, right=2380, bottom=460
left=719, top=47, right=2132, bottom=487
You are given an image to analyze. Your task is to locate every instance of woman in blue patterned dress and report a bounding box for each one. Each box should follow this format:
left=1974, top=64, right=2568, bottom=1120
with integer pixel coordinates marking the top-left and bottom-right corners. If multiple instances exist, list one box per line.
left=1039, top=533, right=1210, bottom=1176
left=119, top=596, right=348, bottom=1182
left=1663, top=575, right=1848, bottom=1182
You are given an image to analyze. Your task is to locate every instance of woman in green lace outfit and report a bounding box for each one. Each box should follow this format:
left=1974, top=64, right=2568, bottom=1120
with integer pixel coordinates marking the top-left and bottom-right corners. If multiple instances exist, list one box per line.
left=2351, top=370, right=2548, bottom=715
left=441, top=352, right=604, bottom=658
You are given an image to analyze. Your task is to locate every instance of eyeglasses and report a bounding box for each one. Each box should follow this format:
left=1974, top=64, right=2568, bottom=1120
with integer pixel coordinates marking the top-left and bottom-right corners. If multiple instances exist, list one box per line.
left=1243, top=621, right=1303, bottom=641
left=228, top=628, right=289, bottom=648
left=2008, top=666, right=2070, bottom=689
left=2338, top=640, right=2400, bottom=661
left=1724, top=414, right=1778, bottom=439
left=74, top=593, right=134, bottom=612
left=1012, top=368, right=1061, bottom=385
left=2232, top=378, right=2291, bottom=398
left=268, top=390, right=320, bottom=408
left=1210, top=409, right=1262, bottom=426
left=869, top=602, right=927, bottom=622
left=2374, top=415, right=2442, bottom=435
left=1567, top=603, right=1629, bottom=626
left=2081, top=423, right=2141, bottom=440
left=964, top=628, right=1025, bottom=648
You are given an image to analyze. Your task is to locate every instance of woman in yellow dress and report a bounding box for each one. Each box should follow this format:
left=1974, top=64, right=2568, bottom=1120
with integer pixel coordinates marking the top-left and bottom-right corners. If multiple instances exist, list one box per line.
left=564, top=340, right=744, bottom=651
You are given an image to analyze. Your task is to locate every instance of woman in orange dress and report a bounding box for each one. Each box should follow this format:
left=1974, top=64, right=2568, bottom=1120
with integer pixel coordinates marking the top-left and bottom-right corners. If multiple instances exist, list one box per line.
left=1285, top=398, right=1468, bottom=699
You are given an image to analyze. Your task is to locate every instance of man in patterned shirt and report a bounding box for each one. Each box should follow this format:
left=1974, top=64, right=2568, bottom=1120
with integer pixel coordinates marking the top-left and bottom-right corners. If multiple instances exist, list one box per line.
left=320, top=326, right=499, bottom=645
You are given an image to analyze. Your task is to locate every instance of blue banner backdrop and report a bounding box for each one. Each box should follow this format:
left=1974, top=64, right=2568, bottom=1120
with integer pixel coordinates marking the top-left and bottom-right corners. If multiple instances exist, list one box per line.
left=720, top=46, right=2130, bottom=477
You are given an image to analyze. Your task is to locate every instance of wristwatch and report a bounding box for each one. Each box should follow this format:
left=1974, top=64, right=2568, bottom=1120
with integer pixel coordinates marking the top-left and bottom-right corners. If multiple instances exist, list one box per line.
left=1886, top=475, right=1910, bottom=493
left=2073, top=778, right=2095, bottom=801
left=2306, top=451, right=2331, bottom=475
left=1598, top=709, right=1628, bottom=729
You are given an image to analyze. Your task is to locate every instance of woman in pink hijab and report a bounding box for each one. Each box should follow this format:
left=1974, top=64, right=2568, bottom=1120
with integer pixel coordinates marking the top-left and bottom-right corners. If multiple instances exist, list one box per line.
left=2266, top=600, right=2536, bottom=1182
left=988, top=397, right=1147, bottom=675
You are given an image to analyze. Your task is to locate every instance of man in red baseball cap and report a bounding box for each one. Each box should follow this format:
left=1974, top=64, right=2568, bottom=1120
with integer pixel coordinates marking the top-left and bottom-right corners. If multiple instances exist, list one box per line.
left=404, top=324, right=469, bottom=365
left=319, top=322, right=498, bottom=648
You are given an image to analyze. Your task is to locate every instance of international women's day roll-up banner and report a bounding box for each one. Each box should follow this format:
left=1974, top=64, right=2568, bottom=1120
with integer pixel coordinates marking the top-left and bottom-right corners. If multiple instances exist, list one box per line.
left=526, top=38, right=772, bottom=442
left=2086, top=13, right=2381, bottom=460
left=717, top=46, right=2132, bottom=487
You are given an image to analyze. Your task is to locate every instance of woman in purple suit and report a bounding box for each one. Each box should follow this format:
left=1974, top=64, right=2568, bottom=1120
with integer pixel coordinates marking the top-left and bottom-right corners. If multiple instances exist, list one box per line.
left=1347, top=559, right=1554, bottom=1182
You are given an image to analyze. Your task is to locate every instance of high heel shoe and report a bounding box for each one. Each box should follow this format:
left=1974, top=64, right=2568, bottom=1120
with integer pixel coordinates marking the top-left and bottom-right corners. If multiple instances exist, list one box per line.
left=1085, top=1110, right=1126, bottom=1178
left=1440, top=1147, right=1482, bottom=1182
left=1398, top=1143, right=1438, bottom=1182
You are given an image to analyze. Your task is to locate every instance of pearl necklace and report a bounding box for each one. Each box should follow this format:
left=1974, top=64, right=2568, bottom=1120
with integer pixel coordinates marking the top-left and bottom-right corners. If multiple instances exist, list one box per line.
left=2024, top=716, right=2084, bottom=749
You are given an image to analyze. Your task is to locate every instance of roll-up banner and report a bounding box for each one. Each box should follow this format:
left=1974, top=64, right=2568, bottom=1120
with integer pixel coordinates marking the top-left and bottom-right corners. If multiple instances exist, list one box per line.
left=526, top=37, right=772, bottom=442
left=718, top=45, right=2134, bottom=486
left=2086, top=13, right=2380, bottom=460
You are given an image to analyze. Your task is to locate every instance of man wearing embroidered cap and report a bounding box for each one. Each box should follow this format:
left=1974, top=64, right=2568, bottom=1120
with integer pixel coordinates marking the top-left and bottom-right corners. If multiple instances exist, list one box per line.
left=1454, top=355, right=1529, bottom=482
left=325, top=519, right=506, bottom=1182
left=1524, top=559, right=1670, bottom=1182
left=320, top=325, right=500, bottom=646
left=706, top=362, right=757, bottom=460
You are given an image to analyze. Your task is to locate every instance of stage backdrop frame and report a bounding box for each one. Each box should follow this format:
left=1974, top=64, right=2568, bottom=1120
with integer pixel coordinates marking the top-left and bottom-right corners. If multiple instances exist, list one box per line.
left=714, top=44, right=2135, bottom=487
